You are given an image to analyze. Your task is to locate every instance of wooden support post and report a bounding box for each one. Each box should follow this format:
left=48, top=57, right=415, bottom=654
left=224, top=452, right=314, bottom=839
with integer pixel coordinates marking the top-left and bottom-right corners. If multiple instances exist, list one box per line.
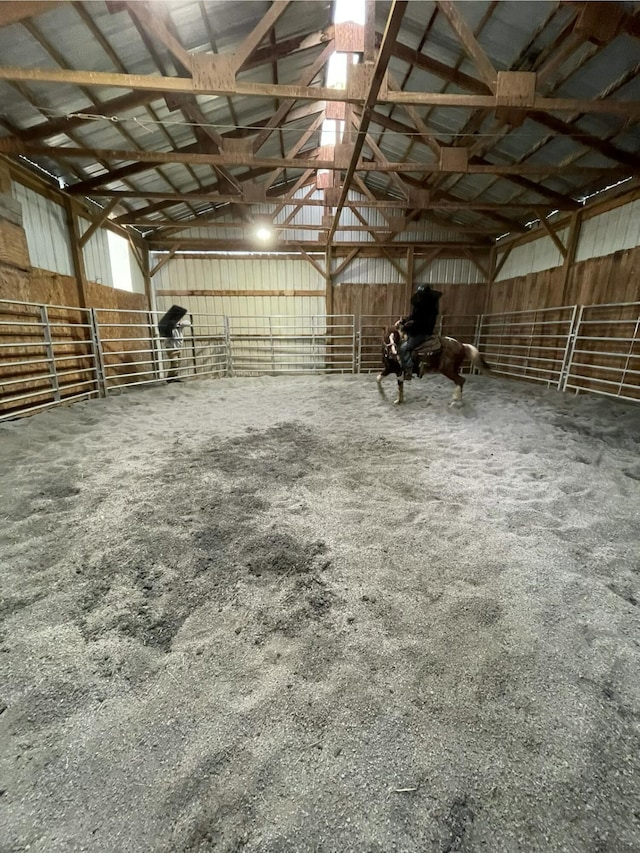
left=560, top=211, right=583, bottom=304
left=79, top=198, right=119, bottom=248
left=325, top=243, right=333, bottom=317
left=64, top=197, right=88, bottom=309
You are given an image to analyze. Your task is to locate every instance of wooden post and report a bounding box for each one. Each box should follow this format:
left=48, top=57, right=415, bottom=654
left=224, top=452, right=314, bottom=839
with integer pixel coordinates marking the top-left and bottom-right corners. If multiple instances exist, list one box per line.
left=325, top=243, right=333, bottom=317
left=560, top=211, right=583, bottom=304
left=407, top=246, right=415, bottom=287
left=64, top=197, right=88, bottom=309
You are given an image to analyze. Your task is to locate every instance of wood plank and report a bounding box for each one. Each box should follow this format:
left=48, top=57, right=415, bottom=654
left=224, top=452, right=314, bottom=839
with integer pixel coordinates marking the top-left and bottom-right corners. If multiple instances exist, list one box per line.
left=0, top=65, right=636, bottom=116
left=0, top=220, right=31, bottom=271
left=233, top=1, right=292, bottom=70
left=0, top=1, right=62, bottom=28
left=156, top=289, right=326, bottom=297
left=436, top=1, right=498, bottom=92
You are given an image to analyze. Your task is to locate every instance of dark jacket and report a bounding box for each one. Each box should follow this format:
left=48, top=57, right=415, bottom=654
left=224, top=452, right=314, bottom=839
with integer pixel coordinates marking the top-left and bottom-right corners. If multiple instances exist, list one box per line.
left=401, top=285, right=442, bottom=336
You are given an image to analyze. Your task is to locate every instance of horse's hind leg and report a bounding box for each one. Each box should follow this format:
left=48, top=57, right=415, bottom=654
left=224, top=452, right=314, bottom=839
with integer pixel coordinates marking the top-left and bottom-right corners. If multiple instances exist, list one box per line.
left=394, top=376, right=404, bottom=405
left=443, top=368, right=464, bottom=405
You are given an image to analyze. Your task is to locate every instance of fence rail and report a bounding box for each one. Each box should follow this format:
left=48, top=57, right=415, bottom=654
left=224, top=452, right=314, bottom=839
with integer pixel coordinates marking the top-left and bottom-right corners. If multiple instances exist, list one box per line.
left=1, top=299, right=638, bottom=420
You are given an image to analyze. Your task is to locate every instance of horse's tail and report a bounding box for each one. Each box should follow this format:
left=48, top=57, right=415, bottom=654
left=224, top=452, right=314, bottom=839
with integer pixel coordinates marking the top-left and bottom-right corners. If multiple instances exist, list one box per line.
left=462, top=343, right=492, bottom=374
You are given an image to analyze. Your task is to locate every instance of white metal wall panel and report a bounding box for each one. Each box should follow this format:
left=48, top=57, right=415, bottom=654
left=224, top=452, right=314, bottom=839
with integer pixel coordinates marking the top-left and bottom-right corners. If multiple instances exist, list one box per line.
left=153, top=256, right=324, bottom=292
left=422, top=258, right=485, bottom=284
left=575, top=200, right=640, bottom=261
left=80, top=219, right=113, bottom=286
left=128, top=248, right=146, bottom=295
left=13, top=183, right=73, bottom=275
left=334, top=255, right=404, bottom=285
left=152, top=256, right=325, bottom=332
left=334, top=254, right=482, bottom=285
left=495, top=228, right=568, bottom=280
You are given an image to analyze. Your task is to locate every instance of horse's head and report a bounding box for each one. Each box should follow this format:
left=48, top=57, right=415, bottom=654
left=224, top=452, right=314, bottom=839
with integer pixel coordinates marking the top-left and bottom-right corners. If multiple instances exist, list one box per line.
left=381, top=327, right=402, bottom=374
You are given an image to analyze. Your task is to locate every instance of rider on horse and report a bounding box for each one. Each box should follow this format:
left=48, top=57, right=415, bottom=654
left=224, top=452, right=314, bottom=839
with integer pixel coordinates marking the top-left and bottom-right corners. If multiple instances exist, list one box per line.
left=396, top=284, right=442, bottom=380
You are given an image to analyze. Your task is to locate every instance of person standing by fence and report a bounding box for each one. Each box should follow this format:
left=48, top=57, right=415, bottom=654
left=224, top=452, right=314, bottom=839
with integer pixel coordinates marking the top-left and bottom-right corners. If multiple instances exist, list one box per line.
left=158, top=305, right=190, bottom=383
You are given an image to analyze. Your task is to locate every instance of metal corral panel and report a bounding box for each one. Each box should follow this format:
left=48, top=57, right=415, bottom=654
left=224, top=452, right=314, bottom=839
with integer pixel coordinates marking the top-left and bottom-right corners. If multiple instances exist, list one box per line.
left=576, top=200, right=640, bottom=261
left=496, top=228, right=569, bottom=280
left=13, top=184, right=73, bottom=275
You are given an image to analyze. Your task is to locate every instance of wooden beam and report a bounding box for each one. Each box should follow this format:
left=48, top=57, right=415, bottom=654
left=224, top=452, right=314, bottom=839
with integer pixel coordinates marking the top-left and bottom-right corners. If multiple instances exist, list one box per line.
left=329, top=0, right=408, bottom=242
left=334, top=248, right=360, bottom=278
left=64, top=197, right=88, bottom=309
left=150, top=246, right=177, bottom=277
left=263, top=114, right=323, bottom=192
left=560, top=210, right=583, bottom=302
left=77, top=189, right=578, bottom=212
left=148, top=238, right=485, bottom=251
left=0, top=65, right=637, bottom=115
left=233, top=1, right=292, bottom=71
left=0, top=1, right=62, bottom=28
left=7, top=140, right=634, bottom=181
left=79, top=198, right=120, bottom=247
left=538, top=214, right=567, bottom=258
left=156, top=288, right=326, bottom=297
left=296, top=247, right=326, bottom=278
left=381, top=248, right=408, bottom=280
left=462, top=247, right=490, bottom=279
left=414, top=248, right=442, bottom=278
left=252, top=42, right=334, bottom=154
left=492, top=243, right=514, bottom=281
left=124, top=2, right=194, bottom=73
left=435, top=1, right=498, bottom=93
left=392, top=38, right=492, bottom=96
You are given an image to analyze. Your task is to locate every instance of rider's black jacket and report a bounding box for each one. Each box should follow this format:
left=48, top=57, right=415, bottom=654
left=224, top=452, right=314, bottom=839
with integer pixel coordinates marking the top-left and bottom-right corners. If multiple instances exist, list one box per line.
left=401, top=285, right=442, bottom=336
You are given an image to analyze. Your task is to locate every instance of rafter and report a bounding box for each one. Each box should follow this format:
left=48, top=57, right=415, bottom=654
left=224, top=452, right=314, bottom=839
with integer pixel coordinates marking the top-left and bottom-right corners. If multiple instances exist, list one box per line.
left=0, top=65, right=637, bottom=116
left=435, top=1, right=498, bottom=93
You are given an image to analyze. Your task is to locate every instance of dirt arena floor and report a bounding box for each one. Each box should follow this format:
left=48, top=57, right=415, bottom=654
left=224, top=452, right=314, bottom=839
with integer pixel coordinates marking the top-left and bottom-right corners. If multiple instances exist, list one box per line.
left=1, top=373, right=639, bottom=853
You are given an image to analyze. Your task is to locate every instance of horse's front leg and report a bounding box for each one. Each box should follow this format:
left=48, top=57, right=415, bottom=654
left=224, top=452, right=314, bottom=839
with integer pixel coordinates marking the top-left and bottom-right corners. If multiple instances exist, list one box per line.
left=394, top=375, right=404, bottom=405
left=377, top=368, right=390, bottom=396
left=450, top=374, right=465, bottom=406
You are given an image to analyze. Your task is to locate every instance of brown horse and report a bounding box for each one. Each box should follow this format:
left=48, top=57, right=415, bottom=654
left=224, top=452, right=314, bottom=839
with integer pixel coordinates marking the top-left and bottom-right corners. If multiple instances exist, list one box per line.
left=377, top=327, right=492, bottom=405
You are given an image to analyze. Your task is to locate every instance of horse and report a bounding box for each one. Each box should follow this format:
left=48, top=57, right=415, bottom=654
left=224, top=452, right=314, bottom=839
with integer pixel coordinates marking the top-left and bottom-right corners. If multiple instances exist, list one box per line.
left=377, top=326, right=492, bottom=405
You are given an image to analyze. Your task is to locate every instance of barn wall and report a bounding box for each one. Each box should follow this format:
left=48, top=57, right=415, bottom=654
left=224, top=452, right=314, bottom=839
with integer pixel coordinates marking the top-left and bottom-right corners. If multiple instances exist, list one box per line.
left=152, top=256, right=326, bottom=327
left=13, top=183, right=74, bottom=276
left=485, top=244, right=640, bottom=315
left=11, top=178, right=146, bottom=297
left=494, top=196, right=640, bottom=289
left=330, top=253, right=487, bottom=323
left=332, top=280, right=487, bottom=322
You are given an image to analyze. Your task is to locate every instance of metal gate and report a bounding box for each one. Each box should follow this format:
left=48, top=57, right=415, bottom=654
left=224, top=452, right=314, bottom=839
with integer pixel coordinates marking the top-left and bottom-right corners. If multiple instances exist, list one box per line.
left=1, top=299, right=638, bottom=421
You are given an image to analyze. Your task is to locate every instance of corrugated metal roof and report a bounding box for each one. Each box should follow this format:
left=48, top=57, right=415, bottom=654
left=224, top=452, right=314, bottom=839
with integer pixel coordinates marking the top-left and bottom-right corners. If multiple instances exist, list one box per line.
left=0, top=0, right=638, bottom=251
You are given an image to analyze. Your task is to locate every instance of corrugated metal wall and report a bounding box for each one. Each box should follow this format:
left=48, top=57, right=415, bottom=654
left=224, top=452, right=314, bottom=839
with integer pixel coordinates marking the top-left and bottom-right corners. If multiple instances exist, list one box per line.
left=80, top=218, right=112, bottom=286
left=153, top=256, right=326, bottom=331
left=496, top=198, right=640, bottom=281
left=496, top=227, right=569, bottom=280
left=13, top=183, right=73, bottom=276
left=129, top=250, right=146, bottom=295
left=575, top=198, right=640, bottom=261
left=334, top=254, right=484, bottom=286
left=13, top=182, right=146, bottom=295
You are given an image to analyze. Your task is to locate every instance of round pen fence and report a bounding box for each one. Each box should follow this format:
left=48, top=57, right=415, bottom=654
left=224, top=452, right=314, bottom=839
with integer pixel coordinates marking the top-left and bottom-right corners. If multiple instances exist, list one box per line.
left=1, top=299, right=638, bottom=420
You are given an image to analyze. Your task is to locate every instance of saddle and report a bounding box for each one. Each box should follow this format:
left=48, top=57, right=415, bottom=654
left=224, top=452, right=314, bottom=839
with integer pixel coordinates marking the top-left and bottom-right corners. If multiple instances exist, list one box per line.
left=413, top=335, right=442, bottom=359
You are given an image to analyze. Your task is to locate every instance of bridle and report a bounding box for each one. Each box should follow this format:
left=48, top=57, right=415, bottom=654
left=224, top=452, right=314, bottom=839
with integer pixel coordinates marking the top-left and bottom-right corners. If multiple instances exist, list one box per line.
left=384, top=330, right=400, bottom=360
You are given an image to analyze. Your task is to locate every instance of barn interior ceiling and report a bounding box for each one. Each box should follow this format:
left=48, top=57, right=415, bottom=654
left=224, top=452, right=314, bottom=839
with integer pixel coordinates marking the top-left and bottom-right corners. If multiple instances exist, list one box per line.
left=0, top=0, right=639, bottom=258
